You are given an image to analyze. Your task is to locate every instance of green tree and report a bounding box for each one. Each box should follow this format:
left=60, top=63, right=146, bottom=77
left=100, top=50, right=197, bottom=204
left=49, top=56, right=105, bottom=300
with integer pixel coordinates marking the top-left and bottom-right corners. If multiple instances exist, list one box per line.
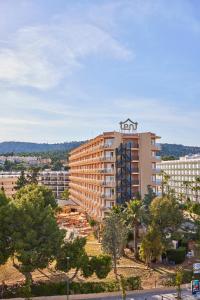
left=150, top=196, right=183, bottom=245
left=125, top=199, right=144, bottom=259
left=61, top=189, right=70, bottom=200
left=27, top=167, right=40, bottom=184
left=175, top=267, right=183, bottom=299
left=143, top=185, right=156, bottom=207
left=102, top=212, right=127, bottom=278
left=52, top=160, right=63, bottom=171
left=15, top=170, right=28, bottom=190
left=161, top=171, right=170, bottom=196
left=15, top=184, right=58, bottom=210
left=139, top=226, right=163, bottom=266
left=0, top=191, right=14, bottom=265
left=192, top=176, right=200, bottom=202
left=4, top=159, right=13, bottom=171
left=11, top=185, right=64, bottom=285
left=56, top=237, right=111, bottom=280
left=182, top=180, right=191, bottom=201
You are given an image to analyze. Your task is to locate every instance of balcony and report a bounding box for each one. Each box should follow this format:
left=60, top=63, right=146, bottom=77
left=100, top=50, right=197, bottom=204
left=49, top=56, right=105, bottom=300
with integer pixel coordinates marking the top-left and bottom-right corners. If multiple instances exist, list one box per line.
left=152, top=168, right=161, bottom=174
left=101, top=194, right=116, bottom=200
left=132, top=180, right=139, bottom=185
left=102, top=181, right=116, bottom=187
left=151, top=179, right=162, bottom=185
left=152, top=155, right=161, bottom=162
left=132, top=168, right=139, bottom=173
left=132, top=156, right=139, bottom=161
left=100, top=144, right=114, bottom=149
left=99, top=156, right=115, bottom=162
left=100, top=168, right=115, bottom=174
left=151, top=143, right=161, bottom=151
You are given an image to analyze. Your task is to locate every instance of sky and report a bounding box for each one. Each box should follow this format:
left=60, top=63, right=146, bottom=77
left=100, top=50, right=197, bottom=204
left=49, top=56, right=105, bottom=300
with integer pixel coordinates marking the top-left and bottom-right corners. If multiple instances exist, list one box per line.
left=0, top=0, right=199, bottom=146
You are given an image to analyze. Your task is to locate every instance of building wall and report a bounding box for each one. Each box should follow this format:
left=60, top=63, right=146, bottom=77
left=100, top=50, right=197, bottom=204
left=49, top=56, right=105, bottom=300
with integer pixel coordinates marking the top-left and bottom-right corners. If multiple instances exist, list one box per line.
left=158, top=155, right=200, bottom=201
left=38, top=171, right=69, bottom=199
left=69, top=131, right=160, bottom=220
left=0, top=171, right=69, bottom=199
left=0, top=172, right=20, bottom=197
left=139, top=133, right=160, bottom=198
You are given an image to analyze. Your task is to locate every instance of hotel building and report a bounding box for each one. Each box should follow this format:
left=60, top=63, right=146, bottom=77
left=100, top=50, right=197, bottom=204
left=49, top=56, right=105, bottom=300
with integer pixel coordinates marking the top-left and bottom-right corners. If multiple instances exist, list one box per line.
left=38, top=171, right=69, bottom=199
left=158, top=154, right=200, bottom=202
left=0, top=172, right=20, bottom=197
left=0, top=171, right=69, bottom=199
left=69, top=121, right=161, bottom=220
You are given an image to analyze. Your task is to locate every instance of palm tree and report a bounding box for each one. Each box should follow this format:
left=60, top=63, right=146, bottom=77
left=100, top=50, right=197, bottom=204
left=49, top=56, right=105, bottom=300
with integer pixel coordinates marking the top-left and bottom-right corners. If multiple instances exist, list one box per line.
left=125, top=199, right=143, bottom=259
left=192, top=176, right=200, bottom=202
left=161, top=171, right=170, bottom=197
left=182, top=180, right=191, bottom=201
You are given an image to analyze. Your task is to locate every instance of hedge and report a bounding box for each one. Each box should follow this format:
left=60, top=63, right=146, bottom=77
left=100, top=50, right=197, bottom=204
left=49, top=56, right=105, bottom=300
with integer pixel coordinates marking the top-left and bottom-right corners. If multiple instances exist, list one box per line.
left=163, top=269, right=193, bottom=287
left=2, top=276, right=142, bottom=298
left=166, top=247, right=186, bottom=264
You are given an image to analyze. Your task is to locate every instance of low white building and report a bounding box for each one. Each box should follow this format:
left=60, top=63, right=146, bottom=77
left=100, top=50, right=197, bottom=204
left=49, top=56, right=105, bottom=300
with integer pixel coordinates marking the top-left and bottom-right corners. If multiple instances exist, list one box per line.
left=157, top=154, right=200, bottom=202
left=38, top=171, right=69, bottom=199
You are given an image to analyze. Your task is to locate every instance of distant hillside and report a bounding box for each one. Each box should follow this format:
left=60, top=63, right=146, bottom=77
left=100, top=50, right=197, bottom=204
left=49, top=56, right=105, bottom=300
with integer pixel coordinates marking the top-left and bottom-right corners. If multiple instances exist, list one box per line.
left=0, top=141, right=84, bottom=154
left=160, top=143, right=200, bottom=158
left=0, top=141, right=199, bottom=158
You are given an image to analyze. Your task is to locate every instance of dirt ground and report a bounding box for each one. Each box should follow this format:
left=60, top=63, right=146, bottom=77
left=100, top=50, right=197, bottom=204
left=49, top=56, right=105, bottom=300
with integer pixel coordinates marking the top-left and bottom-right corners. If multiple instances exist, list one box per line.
left=0, top=233, right=190, bottom=290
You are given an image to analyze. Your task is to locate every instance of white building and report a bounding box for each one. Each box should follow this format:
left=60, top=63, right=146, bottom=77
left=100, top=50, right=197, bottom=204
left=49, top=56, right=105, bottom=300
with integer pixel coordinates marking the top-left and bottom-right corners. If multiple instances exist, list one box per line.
left=158, top=154, right=200, bottom=202
left=38, top=171, right=69, bottom=199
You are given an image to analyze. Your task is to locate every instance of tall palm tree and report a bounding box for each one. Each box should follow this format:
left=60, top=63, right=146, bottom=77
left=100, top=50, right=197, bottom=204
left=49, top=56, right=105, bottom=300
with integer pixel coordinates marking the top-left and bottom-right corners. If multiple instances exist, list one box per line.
left=125, top=199, right=143, bottom=259
left=192, top=176, right=200, bottom=202
left=182, top=180, right=191, bottom=201
left=161, top=171, right=170, bottom=197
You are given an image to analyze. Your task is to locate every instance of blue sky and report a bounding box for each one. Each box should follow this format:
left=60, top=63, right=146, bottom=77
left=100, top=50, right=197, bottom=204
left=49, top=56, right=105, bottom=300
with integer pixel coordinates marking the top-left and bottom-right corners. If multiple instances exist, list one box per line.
left=0, top=0, right=199, bottom=145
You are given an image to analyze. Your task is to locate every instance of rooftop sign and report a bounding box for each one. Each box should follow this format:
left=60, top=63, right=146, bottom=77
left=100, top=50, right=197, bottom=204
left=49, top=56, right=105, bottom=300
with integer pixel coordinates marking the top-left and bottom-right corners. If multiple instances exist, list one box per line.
left=119, top=118, right=138, bottom=133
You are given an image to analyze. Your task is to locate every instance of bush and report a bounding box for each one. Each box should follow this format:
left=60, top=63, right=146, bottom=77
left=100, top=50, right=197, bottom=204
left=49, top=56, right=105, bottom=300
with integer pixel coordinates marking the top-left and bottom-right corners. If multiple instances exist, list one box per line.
left=166, top=247, right=186, bottom=264
left=162, top=269, right=193, bottom=287
left=2, top=276, right=142, bottom=298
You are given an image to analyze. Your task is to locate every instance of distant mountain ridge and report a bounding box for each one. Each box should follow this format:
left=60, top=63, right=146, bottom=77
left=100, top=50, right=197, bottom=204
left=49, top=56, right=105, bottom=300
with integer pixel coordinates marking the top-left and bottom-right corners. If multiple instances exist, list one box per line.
left=160, top=143, right=200, bottom=158
left=0, top=141, right=84, bottom=154
left=0, top=141, right=199, bottom=158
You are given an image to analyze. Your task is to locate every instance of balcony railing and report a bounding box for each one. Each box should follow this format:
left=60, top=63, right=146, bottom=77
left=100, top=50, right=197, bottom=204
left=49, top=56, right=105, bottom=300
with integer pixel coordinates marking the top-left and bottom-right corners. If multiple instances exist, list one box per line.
left=102, top=181, right=116, bottom=187
left=132, top=168, right=139, bottom=173
left=132, top=156, right=139, bottom=161
left=132, top=180, right=139, bottom=185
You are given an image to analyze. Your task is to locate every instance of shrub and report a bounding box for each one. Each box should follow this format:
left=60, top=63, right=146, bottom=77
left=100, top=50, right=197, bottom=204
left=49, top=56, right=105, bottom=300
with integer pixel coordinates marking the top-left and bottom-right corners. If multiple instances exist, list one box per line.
left=166, top=247, right=186, bottom=264
left=2, top=276, right=141, bottom=298
left=162, top=269, right=193, bottom=287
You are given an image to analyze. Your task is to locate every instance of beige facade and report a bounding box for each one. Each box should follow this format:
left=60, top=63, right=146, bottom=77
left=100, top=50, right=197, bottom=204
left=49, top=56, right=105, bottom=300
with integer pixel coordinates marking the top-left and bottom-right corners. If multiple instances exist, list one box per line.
left=69, top=130, right=161, bottom=220
left=0, top=171, right=69, bottom=199
left=0, top=172, right=20, bottom=197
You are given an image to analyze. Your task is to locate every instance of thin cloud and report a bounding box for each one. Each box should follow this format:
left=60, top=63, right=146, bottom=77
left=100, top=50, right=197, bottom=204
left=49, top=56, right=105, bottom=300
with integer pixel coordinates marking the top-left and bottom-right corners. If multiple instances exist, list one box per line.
left=0, top=20, right=132, bottom=90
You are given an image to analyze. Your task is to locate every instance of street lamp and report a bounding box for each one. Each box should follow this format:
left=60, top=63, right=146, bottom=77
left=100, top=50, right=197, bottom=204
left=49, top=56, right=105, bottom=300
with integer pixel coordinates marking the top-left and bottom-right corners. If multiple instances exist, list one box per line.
left=66, top=256, right=70, bottom=300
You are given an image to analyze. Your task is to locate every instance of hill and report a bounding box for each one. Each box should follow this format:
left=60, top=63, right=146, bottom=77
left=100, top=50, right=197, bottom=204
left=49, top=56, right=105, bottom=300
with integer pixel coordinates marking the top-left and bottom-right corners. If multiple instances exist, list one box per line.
left=160, top=143, right=200, bottom=158
left=0, top=141, right=84, bottom=154
left=0, top=141, right=199, bottom=158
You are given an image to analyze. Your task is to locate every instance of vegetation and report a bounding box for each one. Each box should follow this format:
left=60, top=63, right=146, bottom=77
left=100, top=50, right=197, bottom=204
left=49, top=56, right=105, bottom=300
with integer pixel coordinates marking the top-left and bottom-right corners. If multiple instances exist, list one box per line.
left=139, top=226, right=163, bottom=266
left=166, top=248, right=186, bottom=264
left=0, top=141, right=84, bottom=154
left=1, top=276, right=141, bottom=298
left=11, top=185, right=64, bottom=285
left=102, top=211, right=127, bottom=278
left=125, top=199, right=144, bottom=258
left=0, top=185, right=113, bottom=297
left=160, top=143, right=200, bottom=158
